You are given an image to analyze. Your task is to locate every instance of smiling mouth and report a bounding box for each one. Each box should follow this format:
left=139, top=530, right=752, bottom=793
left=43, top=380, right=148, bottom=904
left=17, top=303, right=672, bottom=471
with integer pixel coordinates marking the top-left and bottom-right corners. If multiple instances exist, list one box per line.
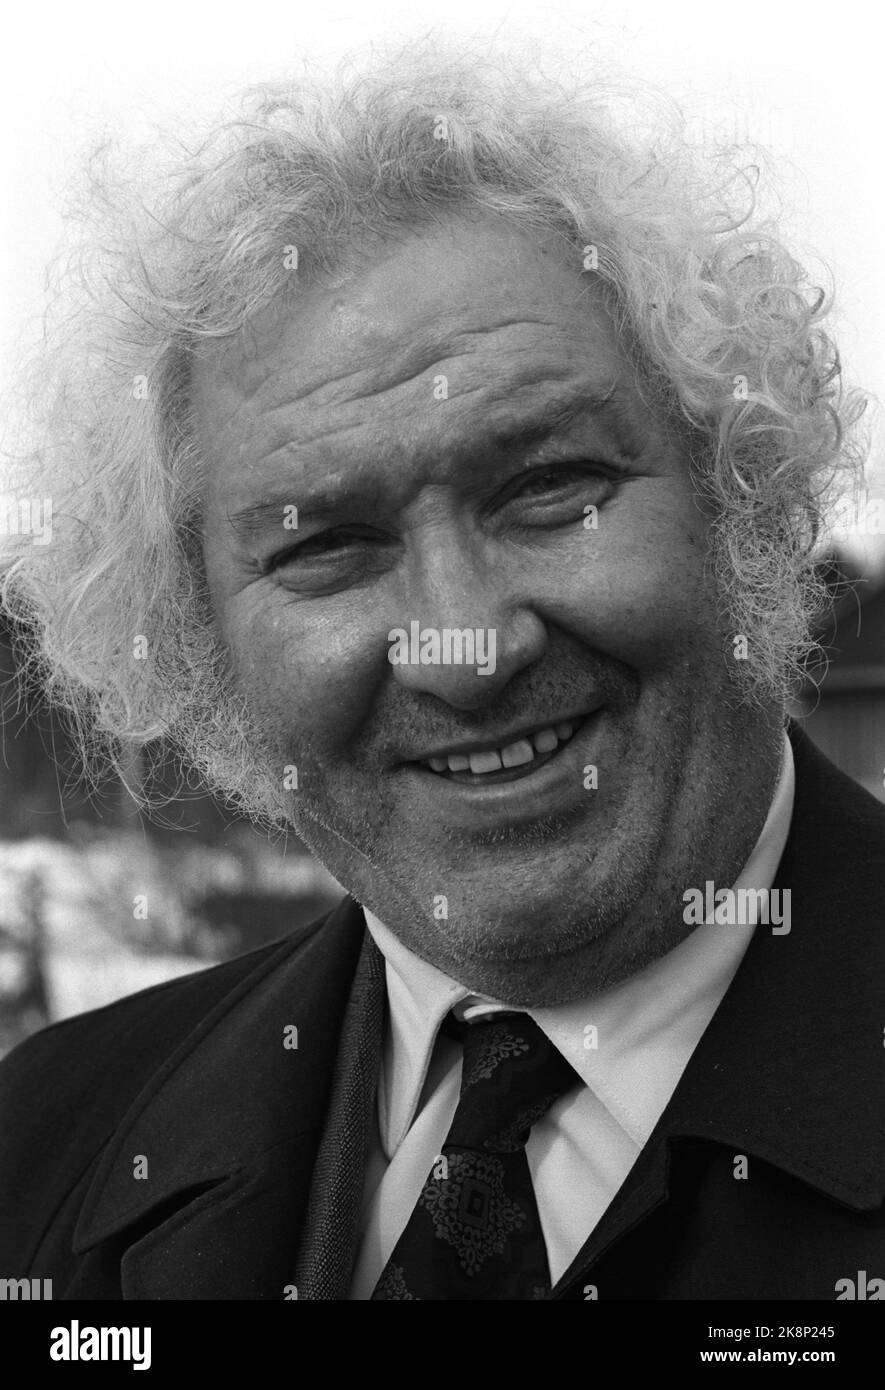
left=415, top=716, right=587, bottom=786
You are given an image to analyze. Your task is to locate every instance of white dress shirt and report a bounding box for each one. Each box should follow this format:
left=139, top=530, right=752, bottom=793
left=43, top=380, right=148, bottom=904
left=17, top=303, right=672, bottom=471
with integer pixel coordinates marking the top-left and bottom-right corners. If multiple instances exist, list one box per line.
left=349, top=732, right=795, bottom=1298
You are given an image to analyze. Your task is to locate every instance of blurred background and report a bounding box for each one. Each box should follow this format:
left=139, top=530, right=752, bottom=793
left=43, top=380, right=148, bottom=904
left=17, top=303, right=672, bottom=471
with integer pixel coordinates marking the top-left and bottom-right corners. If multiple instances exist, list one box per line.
left=0, top=0, right=882, bottom=1056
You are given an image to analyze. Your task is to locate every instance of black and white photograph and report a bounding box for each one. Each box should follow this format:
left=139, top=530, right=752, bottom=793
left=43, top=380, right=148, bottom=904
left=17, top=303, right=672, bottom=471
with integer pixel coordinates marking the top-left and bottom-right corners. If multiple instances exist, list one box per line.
left=0, top=0, right=882, bottom=1353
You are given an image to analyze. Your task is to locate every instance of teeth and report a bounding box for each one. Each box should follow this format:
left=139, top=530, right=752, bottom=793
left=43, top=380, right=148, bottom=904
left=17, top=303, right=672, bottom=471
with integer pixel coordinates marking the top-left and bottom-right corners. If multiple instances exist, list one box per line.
left=446, top=753, right=471, bottom=772
left=532, top=727, right=559, bottom=754
left=467, top=748, right=503, bottom=775
left=425, top=721, right=579, bottom=776
left=500, top=738, right=535, bottom=768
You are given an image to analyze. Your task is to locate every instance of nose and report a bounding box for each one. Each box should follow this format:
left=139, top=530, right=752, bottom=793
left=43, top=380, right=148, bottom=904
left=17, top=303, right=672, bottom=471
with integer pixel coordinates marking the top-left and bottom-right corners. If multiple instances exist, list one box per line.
left=387, top=529, right=547, bottom=709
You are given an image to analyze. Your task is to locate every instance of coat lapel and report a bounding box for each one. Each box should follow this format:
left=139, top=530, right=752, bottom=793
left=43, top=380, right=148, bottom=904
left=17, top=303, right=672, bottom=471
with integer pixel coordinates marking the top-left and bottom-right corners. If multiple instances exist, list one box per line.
left=293, top=930, right=386, bottom=1298
left=71, top=895, right=369, bottom=1299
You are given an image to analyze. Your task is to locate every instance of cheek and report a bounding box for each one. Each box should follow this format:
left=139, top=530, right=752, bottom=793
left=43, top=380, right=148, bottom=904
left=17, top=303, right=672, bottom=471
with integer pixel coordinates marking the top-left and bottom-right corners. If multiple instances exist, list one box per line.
left=219, top=584, right=389, bottom=755
left=531, top=496, right=718, bottom=672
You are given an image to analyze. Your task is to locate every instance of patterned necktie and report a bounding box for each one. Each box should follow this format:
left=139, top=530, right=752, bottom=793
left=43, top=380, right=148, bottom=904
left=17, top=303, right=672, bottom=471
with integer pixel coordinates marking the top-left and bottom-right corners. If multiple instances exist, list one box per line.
left=371, top=1012, right=580, bottom=1300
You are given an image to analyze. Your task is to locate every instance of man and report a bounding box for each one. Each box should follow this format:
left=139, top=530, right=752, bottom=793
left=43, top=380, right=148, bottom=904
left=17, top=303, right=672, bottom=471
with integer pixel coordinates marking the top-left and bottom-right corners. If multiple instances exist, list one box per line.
left=0, top=44, right=882, bottom=1300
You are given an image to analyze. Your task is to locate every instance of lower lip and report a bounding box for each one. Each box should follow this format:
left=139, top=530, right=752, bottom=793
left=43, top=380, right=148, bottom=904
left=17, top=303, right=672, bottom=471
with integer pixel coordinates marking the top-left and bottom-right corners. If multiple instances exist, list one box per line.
left=402, top=708, right=606, bottom=826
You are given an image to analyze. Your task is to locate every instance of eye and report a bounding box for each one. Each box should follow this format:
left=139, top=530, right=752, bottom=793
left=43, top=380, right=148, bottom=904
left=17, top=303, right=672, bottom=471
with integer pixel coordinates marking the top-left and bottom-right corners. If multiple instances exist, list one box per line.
left=514, top=466, right=588, bottom=496
left=261, top=524, right=395, bottom=594
left=498, top=462, right=616, bottom=521
left=266, top=527, right=370, bottom=570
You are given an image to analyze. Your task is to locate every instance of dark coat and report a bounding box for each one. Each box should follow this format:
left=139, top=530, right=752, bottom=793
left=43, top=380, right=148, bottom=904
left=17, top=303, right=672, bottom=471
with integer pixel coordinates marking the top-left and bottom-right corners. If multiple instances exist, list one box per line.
left=1, top=722, right=883, bottom=1299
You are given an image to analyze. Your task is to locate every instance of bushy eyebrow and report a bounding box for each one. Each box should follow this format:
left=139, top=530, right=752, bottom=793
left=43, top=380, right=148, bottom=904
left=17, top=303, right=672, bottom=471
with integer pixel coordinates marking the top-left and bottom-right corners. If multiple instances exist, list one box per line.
left=225, top=384, right=638, bottom=545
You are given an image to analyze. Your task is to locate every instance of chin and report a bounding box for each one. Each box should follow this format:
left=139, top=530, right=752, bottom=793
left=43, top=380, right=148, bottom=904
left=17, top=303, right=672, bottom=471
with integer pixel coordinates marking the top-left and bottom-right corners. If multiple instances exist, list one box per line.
left=441, top=946, right=621, bottom=1008
left=433, top=909, right=617, bottom=990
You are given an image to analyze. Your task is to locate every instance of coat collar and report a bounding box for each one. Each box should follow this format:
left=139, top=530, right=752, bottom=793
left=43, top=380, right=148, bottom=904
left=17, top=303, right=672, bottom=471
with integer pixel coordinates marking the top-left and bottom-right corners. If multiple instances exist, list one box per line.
left=72, top=894, right=368, bottom=1298
left=660, top=719, right=885, bottom=1207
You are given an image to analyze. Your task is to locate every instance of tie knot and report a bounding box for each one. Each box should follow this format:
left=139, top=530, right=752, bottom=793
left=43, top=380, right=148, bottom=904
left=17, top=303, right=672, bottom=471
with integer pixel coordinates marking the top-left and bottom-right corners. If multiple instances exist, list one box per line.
left=446, top=1013, right=579, bottom=1154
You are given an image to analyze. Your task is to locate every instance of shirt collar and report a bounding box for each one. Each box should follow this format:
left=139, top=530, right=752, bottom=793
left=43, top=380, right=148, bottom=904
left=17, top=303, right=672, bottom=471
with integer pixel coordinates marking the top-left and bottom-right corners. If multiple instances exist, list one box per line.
left=365, top=730, right=794, bottom=1155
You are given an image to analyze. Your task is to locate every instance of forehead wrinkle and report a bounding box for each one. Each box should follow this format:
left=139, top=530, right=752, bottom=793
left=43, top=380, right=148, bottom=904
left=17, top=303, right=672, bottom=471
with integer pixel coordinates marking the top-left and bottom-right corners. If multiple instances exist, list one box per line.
left=249, top=345, right=618, bottom=466
left=215, top=310, right=593, bottom=427
left=401, top=385, right=649, bottom=481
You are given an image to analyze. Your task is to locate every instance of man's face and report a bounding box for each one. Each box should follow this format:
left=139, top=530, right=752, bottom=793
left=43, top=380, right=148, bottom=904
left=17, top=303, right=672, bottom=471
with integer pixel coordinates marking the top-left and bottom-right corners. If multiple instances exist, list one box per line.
left=196, top=214, right=782, bottom=1004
